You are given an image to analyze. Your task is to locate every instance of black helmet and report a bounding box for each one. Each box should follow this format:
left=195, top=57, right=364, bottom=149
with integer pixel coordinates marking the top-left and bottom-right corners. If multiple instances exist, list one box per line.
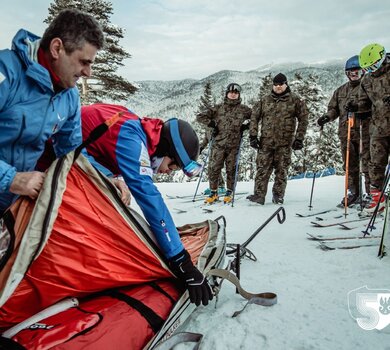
left=155, top=118, right=201, bottom=177
left=226, top=83, right=242, bottom=96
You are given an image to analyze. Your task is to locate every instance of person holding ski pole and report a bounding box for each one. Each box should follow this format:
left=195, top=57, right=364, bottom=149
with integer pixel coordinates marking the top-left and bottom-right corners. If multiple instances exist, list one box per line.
left=199, top=128, right=226, bottom=195
left=79, top=103, right=213, bottom=307
left=317, top=55, right=371, bottom=208
left=0, top=9, right=105, bottom=217
left=351, top=43, right=390, bottom=213
left=196, top=83, right=251, bottom=204
left=248, top=73, right=308, bottom=205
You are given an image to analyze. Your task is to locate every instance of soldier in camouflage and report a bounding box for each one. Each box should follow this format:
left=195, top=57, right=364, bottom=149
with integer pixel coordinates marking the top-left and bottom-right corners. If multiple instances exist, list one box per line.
left=348, top=43, right=390, bottom=212
left=317, top=55, right=371, bottom=207
left=196, top=83, right=251, bottom=204
left=199, top=128, right=225, bottom=192
left=248, top=73, right=308, bottom=205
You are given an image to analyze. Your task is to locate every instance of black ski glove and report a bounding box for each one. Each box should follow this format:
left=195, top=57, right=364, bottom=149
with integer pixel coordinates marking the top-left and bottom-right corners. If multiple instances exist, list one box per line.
left=383, top=96, right=390, bottom=107
left=355, top=111, right=371, bottom=120
left=345, top=101, right=358, bottom=113
left=240, top=123, right=249, bottom=133
left=250, top=136, right=260, bottom=149
left=292, top=139, right=304, bottom=150
left=169, top=249, right=213, bottom=306
left=208, top=120, right=219, bottom=137
left=317, top=114, right=330, bottom=127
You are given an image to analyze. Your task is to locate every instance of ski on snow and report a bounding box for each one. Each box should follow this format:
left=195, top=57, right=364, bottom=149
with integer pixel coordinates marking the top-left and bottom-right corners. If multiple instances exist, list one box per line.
left=295, top=209, right=337, bottom=218
left=310, top=217, right=370, bottom=230
left=167, top=191, right=249, bottom=203
left=318, top=237, right=380, bottom=250
left=306, top=232, right=381, bottom=241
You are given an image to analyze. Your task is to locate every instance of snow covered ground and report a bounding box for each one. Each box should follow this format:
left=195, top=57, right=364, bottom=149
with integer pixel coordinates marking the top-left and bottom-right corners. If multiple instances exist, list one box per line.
left=149, top=175, right=390, bottom=350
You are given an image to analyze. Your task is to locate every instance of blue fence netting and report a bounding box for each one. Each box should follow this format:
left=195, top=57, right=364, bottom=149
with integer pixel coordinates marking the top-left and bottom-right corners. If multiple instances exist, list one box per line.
left=288, top=167, right=336, bottom=180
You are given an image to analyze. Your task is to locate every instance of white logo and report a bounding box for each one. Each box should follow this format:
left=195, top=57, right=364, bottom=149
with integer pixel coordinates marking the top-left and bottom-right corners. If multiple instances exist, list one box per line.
left=0, top=72, right=5, bottom=84
left=57, top=113, right=65, bottom=122
left=348, top=286, right=390, bottom=330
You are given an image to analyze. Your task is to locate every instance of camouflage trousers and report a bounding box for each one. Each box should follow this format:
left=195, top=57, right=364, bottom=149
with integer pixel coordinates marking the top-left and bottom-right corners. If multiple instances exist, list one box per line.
left=253, top=146, right=292, bottom=199
left=340, top=133, right=371, bottom=195
left=208, top=144, right=239, bottom=190
left=369, top=135, right=390, bottom=189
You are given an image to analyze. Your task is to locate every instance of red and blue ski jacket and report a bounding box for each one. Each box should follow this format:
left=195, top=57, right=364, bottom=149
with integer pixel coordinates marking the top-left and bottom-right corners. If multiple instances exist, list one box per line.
left=81, top=104, right=184, bottom=259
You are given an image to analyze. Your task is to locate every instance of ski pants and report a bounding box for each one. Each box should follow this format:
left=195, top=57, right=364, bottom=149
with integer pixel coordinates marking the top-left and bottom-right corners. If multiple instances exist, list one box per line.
left=208, top=144, right=239, bottom=191
left=253, top=145, right=291, bottom=199
left=369, top=135, right=390, bottom=189
left=340, top=136, right=370, bottom=194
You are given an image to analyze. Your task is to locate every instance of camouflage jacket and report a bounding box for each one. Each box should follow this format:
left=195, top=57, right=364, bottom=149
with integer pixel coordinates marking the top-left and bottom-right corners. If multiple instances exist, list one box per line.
left=249, top=90, right=308, bottom=147
left=196, top=97, right=252, bottom=148
left=358, top=55, right=390, bottom=137
left=327, top=80, right=370, bottom=142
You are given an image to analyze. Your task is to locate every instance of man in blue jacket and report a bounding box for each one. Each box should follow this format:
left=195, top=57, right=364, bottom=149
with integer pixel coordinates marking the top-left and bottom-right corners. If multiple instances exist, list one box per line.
left=0, top=9, right=104, bottom=215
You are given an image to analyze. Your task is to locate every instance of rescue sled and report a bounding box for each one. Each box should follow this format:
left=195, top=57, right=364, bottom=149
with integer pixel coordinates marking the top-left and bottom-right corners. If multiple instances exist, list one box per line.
left=0, top=151, right=227, bottom=350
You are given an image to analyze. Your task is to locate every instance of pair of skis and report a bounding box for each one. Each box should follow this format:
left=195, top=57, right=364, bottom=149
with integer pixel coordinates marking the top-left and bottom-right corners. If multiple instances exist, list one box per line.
left=297, top=208, right=381, bottom=250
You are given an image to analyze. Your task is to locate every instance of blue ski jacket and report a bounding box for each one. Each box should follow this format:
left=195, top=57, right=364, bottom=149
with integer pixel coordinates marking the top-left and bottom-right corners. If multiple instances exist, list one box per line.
left=0, top=29, right=82, bottom=212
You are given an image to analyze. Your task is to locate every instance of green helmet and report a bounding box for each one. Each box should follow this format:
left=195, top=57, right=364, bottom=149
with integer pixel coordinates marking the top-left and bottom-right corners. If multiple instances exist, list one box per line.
left=359, top=43, right=386, bottom=72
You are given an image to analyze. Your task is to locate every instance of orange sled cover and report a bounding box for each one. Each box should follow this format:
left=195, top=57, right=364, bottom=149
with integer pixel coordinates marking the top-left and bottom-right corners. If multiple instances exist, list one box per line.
left=0, top=153, right=223, bottom=350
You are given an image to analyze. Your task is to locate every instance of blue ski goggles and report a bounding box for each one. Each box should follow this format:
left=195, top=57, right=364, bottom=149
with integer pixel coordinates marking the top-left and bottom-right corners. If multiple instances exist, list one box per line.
left=183, top=160, right=203, bottom=178
left=169, top=118, right=202, bottom=178
left=362, top=55, right=386, bottom=73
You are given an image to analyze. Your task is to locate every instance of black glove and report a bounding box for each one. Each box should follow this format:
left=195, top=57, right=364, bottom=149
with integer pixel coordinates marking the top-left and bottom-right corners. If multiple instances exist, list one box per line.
left=208, top=120, right=219, bottom=137
left=355, top=111, right=371, bottom=120
left=169, top=249, right=213, bottom=306
left=240, top=123, right=249, bottom=133
left=249, top=136, right=260, bottom=149
left=345, top=101, right=358, bottom=113
left=292, top=139, right=304, bottom=150
left=317, top=114, right=330, bottom=127
left=383, top=96, right=390, bottom=107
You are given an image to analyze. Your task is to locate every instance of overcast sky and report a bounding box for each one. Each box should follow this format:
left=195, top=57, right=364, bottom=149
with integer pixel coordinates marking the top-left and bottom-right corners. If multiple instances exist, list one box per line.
left=1, top=0, right=389, bottom=81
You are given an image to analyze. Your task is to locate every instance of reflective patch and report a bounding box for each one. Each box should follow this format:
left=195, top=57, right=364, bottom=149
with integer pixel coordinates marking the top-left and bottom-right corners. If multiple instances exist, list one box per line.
left=140, top=166, right=153, bottom=177
left=0, top=72, right=5, bottom=84
left=139, top=143, right=152, bottom=177
left=139, top=143, right=151, bottom=167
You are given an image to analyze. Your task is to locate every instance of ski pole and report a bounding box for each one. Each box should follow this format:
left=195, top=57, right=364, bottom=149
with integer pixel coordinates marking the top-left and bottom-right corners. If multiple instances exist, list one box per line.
left=231, top=134, right=244, bottom=207
left=192, top=136, right=214, bottom=202
left=308, top=126, right=324, bottom=210
left=378, top=193, right=390, bottom=258
left=358, top=119, right=364, bottom=211
left=344, top=113, right=354, bottom=218
left=363, top=165, right=390, bottom=236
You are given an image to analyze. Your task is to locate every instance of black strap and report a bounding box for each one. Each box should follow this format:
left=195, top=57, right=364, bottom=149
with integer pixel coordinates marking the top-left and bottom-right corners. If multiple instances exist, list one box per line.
left=106, top=290, right=164, bottom=333
left=147, top=281, right=176, bottom=304
left=0, top=211, right=16, bottom=271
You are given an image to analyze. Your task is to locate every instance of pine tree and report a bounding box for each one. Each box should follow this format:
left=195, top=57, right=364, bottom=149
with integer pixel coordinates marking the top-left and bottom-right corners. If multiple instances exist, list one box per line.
left=258, top=73, right=273, bottom=99
left=197, top=81, right=213, bottom=113
left=289, top=72, right=342, bottom=175
left=45, top=0, right=136, bottom=104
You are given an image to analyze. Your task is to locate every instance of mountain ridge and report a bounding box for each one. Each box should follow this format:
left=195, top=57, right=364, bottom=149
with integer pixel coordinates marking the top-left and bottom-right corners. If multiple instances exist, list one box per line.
left=125, top=60, right=347, bottom=121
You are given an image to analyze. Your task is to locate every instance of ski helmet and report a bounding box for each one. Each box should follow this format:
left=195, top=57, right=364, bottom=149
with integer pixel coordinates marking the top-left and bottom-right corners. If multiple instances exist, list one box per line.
left=156, top=118, right=201, bottom=177
left=345, top=55, right=360, bottom=71
left=359, top=43, right=386, bottom=73
left=226, top=83, right=242, bottom=96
